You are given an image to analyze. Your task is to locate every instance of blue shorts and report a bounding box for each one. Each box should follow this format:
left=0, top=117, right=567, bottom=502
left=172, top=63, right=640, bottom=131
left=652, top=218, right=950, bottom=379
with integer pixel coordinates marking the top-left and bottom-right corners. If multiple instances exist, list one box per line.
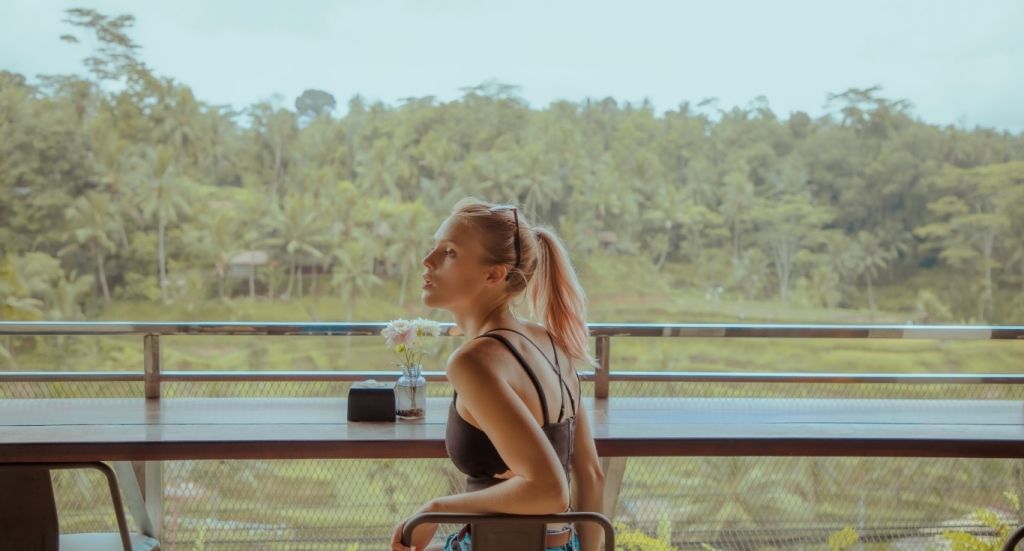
left=443, top=527, right=579, bottom=551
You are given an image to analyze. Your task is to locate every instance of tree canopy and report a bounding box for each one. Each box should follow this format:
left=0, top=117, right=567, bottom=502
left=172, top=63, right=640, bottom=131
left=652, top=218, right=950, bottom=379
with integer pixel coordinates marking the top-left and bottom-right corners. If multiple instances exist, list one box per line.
left=2, top=8, right=1024, bottom=328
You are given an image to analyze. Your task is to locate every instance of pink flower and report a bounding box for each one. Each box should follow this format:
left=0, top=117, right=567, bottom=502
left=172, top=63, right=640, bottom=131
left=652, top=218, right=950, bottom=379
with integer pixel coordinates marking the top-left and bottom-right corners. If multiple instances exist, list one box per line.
left=382, top=319, right=418, bottom=348
left=389, top=326, right=417, bottom=347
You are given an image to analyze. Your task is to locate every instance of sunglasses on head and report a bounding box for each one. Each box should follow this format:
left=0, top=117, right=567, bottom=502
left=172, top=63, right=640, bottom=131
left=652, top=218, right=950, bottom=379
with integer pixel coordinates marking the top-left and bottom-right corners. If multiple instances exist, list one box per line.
left=489, top=205, right=520, bottom=280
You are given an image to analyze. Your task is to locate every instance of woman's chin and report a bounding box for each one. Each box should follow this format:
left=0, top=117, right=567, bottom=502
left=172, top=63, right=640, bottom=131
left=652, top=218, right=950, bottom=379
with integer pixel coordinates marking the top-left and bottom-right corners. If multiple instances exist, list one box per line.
left=420, top=289, right=440, bottom=307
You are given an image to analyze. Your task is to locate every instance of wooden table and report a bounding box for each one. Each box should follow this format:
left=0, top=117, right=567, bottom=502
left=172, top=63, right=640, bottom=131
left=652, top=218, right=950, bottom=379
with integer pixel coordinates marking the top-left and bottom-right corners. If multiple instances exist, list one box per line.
left=2, top=396, right=1023, bottom=541
left=2, top=396, right=1023, bottom=462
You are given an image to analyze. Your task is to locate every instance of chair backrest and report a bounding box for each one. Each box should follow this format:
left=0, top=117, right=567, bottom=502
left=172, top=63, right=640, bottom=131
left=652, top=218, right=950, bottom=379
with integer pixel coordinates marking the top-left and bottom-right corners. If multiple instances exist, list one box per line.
left=0, top=462, right=137, bottom=551
left=0, top=466, right=59, bottom=551
left=471, top=518, right=546, bottom=550
left=402, top=512, right=615, bottom=551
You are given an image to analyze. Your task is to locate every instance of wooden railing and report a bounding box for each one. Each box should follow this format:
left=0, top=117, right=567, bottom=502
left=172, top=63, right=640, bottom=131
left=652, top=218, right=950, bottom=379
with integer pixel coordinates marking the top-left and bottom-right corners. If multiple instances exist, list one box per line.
left=1, top=322, right=1023, bottom=399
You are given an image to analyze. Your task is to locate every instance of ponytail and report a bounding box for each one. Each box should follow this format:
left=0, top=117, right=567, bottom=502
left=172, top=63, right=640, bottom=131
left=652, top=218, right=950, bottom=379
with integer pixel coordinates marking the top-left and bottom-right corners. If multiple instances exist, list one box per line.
left=528, top=227, right=597, bottom=368
left=448, top=198, right=594, bottom=367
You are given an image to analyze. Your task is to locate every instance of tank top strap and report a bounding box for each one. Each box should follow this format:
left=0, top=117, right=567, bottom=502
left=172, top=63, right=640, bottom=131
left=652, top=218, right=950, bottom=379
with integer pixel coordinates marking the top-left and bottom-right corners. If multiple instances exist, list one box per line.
left=545, top=331, right=577, bottom=418
left=474, top=332, right=550, bottom=426
left=490, top=327, right=576, bottom=421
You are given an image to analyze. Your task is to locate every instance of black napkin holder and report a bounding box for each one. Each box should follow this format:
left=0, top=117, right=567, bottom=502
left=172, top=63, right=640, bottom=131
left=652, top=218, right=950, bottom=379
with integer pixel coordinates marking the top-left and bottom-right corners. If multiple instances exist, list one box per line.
left=347, top=380, right=396, bottom=422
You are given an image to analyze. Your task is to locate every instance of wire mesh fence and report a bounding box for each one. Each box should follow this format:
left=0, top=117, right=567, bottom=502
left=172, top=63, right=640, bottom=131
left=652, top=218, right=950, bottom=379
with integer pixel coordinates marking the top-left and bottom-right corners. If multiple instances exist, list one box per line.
left=47, top=454, right=1024, bottom=551
left=4, top=329, right=1024, bottom=549
left=5, top=378, right=1021, bottom=401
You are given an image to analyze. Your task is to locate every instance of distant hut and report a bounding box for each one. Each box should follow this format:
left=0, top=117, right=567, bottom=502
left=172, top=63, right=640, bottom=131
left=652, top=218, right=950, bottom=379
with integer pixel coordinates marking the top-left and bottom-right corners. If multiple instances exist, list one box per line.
left=229, top=249, right=268, bottom=298
left=228, top=250, right=269, bottom=279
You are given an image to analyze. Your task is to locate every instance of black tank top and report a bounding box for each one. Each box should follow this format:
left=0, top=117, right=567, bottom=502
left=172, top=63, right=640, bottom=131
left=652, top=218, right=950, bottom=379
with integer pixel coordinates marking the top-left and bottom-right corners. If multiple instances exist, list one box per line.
left=445, top=328, right=578, bottom=493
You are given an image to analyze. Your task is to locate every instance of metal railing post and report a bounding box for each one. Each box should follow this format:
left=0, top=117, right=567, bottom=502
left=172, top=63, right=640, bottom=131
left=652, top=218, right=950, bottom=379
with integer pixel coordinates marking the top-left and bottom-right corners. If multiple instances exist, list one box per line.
left=144, top=334, right=160, bottom=400
left=595, top=335, right=610, bottom=399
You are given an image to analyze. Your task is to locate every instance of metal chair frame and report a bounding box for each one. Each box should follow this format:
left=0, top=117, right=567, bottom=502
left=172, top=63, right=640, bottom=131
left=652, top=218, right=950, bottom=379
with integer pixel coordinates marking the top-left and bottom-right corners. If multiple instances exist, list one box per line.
left=402, top=512, right=614, bottom=551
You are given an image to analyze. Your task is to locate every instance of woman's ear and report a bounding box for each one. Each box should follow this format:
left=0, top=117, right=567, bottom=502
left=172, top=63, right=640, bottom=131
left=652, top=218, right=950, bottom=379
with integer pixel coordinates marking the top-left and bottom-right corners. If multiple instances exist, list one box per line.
left=483, top=264, right=508, bottom=287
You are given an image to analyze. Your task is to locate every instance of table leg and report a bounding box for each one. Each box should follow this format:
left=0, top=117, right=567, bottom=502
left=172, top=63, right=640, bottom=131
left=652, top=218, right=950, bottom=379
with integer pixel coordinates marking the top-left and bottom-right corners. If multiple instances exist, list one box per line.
left=145, top=461, right=163, bottom=541
left=600, top=457, right=627, bottom=521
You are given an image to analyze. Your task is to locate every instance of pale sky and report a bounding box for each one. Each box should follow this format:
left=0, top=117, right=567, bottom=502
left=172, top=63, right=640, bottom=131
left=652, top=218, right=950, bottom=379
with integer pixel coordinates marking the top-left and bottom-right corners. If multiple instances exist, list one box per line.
left=3, top=0, right=1023, bottom=133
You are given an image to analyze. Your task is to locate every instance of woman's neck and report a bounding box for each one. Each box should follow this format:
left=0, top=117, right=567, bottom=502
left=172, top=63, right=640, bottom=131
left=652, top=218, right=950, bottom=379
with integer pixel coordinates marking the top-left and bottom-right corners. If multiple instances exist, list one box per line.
left=451, top=300, right=519, bottom=340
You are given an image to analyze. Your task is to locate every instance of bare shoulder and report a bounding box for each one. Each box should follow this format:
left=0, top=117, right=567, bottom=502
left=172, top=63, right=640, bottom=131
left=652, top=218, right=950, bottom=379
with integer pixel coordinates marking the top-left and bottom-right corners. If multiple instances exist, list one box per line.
left=445, top=338, right=504, bottom=383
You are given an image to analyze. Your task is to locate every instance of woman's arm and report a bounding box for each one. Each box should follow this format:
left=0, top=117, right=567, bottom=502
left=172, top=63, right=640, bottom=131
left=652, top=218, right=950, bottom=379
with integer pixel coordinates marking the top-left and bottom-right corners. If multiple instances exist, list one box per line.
left=392, top=344, right=572, bottom=551
left=427, top=345, right=571, bottom=514
left=570, top=401, right=606, bottom=551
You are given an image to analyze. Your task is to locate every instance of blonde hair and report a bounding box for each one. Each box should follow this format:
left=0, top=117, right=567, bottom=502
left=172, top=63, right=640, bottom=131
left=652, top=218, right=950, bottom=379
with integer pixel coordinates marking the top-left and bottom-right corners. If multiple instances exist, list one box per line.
left=449, top=198, right=596, bottom=367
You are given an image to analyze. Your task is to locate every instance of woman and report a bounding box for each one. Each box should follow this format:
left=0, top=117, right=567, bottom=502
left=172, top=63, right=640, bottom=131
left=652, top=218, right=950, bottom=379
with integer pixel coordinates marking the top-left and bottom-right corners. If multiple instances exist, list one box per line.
left=390, top=198, right=605, bottom=551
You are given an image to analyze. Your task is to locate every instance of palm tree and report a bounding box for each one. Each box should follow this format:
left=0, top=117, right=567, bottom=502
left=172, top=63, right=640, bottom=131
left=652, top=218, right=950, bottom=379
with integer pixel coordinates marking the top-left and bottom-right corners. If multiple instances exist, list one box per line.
left=682, top=158, right=718, bottom=208
left=317, top=181, right=370, bottom=294
left=357, top=139, right=412, bottom=203
left=876, top=222, right=913, bottom=282
left=157, top=81, right=201, bottom=165
left=578, top=152, right=639, bottom=224
left=59, top=191, right=123, bottom=301
left=821, top=233, right=858, bottom=284
left=819, top=232, right=861, bottom=307
left=250, top=104, right=298, bottom=202
left=519, top=143, right=563, bottom=220
left=415, top=134, right=462, bottom=212
left=807, top=265, right=843, bottom=308
left=851, top=231, right=891, bottom=320
left=43, top=270, right=95, bottom=352
left=43, top=270, right=95, bottom=321
left=355, top=139, right=414, bottom=269
left=127, top=146, right=195, bottom=303
left=92, top=127, right=136, bottom=250
left=198, top=105, right=240, bottom=185
left=643, top=187, right=690, bottom=269
left=384, top=203, right=437, bottom=306
left=185, top=209, right=241, bottom=299
left=461, top=150, right=525, bottom=205
left=0, top=254, right=55, bottom=321
left=260, top=196, right=328, bottom=300
left=330, top=240, right=382, bottom=321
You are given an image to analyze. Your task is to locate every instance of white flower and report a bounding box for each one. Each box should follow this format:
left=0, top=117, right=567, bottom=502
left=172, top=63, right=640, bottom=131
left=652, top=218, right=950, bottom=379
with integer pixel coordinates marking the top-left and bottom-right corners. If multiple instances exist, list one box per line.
left=413, top=318, right=441, bottom=337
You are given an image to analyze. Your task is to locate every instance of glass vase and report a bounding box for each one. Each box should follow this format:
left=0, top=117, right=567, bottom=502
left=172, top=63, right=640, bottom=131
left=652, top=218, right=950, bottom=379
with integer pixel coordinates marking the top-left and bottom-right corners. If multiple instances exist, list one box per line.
left=395, top=364, right=426, bottom=420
